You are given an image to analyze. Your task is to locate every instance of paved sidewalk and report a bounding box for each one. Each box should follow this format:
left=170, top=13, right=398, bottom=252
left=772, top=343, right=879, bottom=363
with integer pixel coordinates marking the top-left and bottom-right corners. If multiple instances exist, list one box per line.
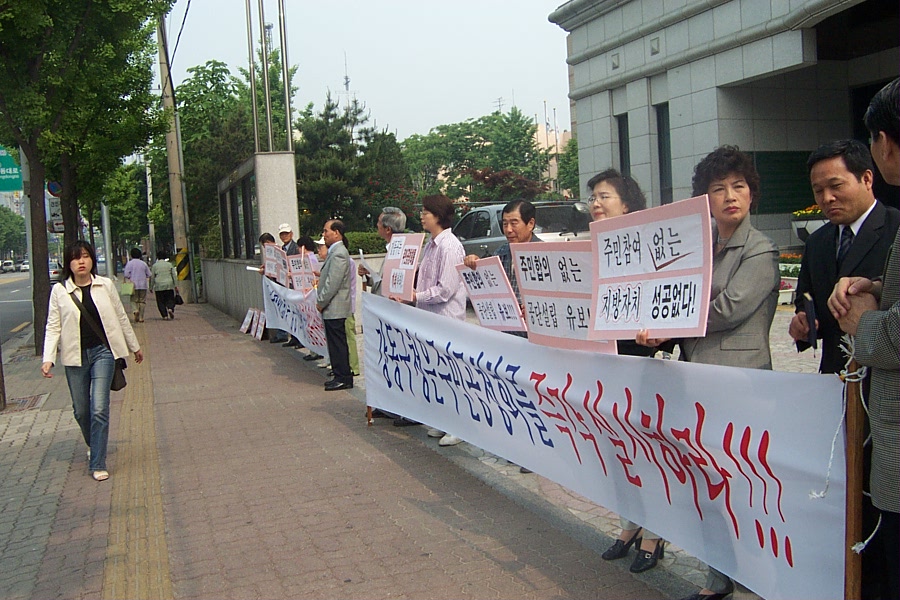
left=0, top=301, right=817, bottom=600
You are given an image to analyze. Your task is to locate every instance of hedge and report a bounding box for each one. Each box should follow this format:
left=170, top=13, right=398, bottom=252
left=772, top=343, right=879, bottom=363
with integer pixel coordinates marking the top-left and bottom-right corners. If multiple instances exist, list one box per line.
left=345, top=232, right=386, bottom=255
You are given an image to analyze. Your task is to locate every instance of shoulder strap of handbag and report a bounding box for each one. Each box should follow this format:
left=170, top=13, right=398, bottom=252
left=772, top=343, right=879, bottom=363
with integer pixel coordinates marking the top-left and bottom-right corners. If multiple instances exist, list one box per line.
left=69, top=289, right=112, bottom=350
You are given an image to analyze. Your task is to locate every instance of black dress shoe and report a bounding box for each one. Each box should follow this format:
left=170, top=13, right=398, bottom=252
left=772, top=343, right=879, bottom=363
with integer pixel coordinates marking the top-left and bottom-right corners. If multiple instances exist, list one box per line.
left=601, top=528, right=642, bottom=561
left=283, top=340, right=300, bottom=347
left=392, top=417, right=419, bottom=427
left=303, top=353, right=322, bottom=361
left=324, top=380, right=353, bottom=391
left=370, top=409, right=392, bottom=418
left=630, top=539, right=664, bottom=573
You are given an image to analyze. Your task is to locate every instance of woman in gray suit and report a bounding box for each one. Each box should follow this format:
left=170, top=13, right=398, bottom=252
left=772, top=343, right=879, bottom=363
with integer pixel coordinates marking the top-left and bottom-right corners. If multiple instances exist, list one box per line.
left=638, top=146, right=780, bottom=600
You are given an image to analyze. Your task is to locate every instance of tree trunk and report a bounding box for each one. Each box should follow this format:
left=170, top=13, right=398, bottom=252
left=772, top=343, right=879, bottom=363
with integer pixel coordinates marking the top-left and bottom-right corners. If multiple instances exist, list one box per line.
left=25, top=146, right=51, bottom=357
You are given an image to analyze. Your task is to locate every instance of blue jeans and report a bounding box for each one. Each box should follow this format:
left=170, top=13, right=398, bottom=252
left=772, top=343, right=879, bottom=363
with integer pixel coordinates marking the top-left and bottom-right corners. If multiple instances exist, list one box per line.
left=65, top=345, right=114, bottom=471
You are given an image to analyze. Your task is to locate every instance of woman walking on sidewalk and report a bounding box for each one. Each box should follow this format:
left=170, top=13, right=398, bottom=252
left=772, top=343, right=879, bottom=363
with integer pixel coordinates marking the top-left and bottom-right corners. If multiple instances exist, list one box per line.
left=151, top=250, right=179, bottom=320
left=41, top=241, right=143, bottom=482
left=123, top=247, right=151, bottom=322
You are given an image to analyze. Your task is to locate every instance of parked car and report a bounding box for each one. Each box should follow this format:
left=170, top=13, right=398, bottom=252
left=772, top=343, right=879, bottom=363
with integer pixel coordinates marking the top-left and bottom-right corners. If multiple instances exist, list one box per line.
left=1, top=260, right=15, bottom=273
left=19, top=260, right=29, bottom=272
left=48, top=261, right=62, bottom=284
left=453, top=201, right=592, bottom=257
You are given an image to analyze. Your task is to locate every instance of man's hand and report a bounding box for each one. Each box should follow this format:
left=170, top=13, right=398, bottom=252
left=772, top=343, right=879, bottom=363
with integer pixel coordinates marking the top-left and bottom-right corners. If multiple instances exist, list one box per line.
left=41, top=362, right=53, bottom=378
left=463, top=254, right=480, bottom=270
left=836, top=292, right=879, bottom=336
left=636, top=329, right=670, bottom=348
left=788, top=311, right=816, bottom=342
left=357, top=264, right=370, bottom=277
left=828, top=277, right=881, bottom=319
left=134, top=350, right=144, bottom=364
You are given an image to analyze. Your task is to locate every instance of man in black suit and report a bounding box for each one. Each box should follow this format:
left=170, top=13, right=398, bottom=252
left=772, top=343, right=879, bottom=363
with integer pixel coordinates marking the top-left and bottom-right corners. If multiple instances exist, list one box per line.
left=791, top=139, right=899, bottom=600
left=789, top=139, right=900, bottom=374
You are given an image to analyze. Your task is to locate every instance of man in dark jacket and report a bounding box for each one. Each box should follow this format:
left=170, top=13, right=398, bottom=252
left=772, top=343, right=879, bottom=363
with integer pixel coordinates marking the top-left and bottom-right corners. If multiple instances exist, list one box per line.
left=789, top=139, right=900, bottom=374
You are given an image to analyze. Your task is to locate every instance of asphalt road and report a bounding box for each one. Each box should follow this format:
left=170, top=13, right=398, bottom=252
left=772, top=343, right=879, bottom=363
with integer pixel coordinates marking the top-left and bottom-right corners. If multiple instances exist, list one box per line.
left=0, top=271, right=34, bottom=345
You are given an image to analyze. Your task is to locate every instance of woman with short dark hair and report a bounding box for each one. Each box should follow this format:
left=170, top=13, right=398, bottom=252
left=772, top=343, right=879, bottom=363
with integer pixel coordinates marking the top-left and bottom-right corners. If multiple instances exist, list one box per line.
left=41, top=241, right=143, bottom=482
left=639, top=146, right=779, bottom=600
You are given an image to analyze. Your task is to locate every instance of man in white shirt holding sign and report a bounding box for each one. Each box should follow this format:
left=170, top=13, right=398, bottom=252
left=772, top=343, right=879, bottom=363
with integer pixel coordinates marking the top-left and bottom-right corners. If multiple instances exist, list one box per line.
left=464, top=199, right=539, bottom=472
left=358, top=207, right=406, bottom=295
left=463, top=199, right=541, bottom=337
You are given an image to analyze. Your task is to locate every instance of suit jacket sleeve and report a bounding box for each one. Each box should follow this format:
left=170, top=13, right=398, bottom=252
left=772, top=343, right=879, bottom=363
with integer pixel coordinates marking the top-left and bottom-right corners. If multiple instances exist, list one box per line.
left=317, top=249, right=349, bottom=310
left=793, top=247, right=815, bottom=351
left=854, top=301, right=900, bottom=370
left=706, top=240, right=780, bottom=334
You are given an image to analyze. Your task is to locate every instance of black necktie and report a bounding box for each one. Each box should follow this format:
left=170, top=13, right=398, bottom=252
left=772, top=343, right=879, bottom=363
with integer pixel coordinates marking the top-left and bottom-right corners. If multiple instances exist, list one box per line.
left=837, top=227, right=854, bottom=264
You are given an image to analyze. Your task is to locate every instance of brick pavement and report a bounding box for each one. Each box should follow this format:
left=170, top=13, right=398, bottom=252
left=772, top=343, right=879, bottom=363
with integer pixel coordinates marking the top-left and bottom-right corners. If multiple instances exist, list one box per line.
left=0, top=299, right=817, bottom=600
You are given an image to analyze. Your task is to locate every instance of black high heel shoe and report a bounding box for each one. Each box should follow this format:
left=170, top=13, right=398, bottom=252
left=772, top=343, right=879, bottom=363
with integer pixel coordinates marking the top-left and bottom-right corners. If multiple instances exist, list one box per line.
left=601, top=528, right=642, bottom=561
left=630, top=539, right=665, bottom=573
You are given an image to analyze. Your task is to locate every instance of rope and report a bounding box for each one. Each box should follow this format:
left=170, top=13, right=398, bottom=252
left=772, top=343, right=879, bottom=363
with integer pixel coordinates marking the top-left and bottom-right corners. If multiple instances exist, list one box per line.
left=809, top=336, right=868, bottom=500
left=852, top=513, right=881, bottom=554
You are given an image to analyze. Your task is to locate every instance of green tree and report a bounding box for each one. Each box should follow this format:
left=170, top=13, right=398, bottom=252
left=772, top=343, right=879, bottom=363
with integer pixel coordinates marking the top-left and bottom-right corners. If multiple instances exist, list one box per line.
left=0, top=206, right=26, bottom=258
left=557, top=136, right=579, bottom=197
left=401, top=107, right=550, bottom=201
left=101, top=162, right=149, bottom=260
left=178, top=60, right=255, bottom=254
left=0, top=0, right=174, bottom=354
left=294, top=93, right=371, bottom=232
left=462, top=167, right=548, bottom=205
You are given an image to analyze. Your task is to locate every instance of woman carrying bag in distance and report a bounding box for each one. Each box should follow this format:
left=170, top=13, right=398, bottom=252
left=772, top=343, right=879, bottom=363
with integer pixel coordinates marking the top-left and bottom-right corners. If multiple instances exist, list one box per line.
left=151, top=249, right=179, bottom=320
left=41, top=241, right=143, bottom=482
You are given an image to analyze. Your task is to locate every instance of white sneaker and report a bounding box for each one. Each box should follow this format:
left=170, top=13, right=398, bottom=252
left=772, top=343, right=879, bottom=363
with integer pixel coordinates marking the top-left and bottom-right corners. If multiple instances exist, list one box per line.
left=426, top=428, right=444, bottom=438
left=439, top=434, right=462, bottom=446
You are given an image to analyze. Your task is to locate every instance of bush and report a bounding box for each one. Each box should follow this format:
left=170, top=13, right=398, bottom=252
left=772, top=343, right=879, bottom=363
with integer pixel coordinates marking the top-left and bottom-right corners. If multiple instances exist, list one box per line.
left=779, top=252, right=802, bottom=264
left=345, top=232, right=386, bottom=255
left=779, top=264, right=801, bottom=277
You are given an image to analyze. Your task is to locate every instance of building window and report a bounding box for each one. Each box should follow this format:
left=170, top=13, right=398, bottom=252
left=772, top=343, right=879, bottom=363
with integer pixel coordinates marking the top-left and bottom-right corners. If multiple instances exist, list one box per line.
left=656, top=103, right=672, bottom=205
left=616, top=114, right=630, bottom=176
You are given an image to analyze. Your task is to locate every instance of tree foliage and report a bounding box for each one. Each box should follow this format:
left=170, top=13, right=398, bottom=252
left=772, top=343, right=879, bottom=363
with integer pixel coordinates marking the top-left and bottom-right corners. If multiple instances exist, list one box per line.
left=0, top=0, right=174, bottom=354
left=0, top=206, right=26, bottom=258
left=401, top=107, right=551, bottom=202
left=294, top=93, right=371, bottom=233
left=557, top=136, right=579, bottom=198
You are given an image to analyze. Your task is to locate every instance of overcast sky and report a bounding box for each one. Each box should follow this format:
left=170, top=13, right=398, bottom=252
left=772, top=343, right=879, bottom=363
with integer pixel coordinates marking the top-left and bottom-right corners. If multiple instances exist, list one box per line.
left=163, top=0, right=573, bottom=142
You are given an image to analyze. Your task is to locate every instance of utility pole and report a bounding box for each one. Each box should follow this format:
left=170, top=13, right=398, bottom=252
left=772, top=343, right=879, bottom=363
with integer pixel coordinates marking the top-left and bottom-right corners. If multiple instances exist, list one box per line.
left=156, top=16, right=193, bottom=302
left=145, top=155, right=156, bottom=259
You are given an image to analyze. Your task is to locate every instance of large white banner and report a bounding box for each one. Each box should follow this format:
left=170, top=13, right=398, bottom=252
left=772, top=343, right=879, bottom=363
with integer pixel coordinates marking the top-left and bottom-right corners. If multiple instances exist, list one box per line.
left=362, top=294, right=846, bottom=600
left=262, top=278, right=329, bottom=358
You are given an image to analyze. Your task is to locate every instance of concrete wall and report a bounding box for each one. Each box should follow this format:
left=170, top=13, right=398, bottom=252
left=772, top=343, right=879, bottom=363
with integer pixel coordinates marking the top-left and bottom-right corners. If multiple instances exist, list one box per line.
left=201, top=254, right=387, bottom=326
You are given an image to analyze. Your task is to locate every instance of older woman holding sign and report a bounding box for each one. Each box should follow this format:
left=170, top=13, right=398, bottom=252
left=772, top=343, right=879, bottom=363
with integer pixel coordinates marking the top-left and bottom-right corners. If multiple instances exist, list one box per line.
left=638, top=146, right=780, bottom=600
left=586, top=169, right=667, bottom=573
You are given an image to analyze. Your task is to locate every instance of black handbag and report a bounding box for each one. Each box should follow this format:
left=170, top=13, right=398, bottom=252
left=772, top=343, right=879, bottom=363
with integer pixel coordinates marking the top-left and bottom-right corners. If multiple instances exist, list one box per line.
left=68, top=290, right=128, bottom=391
left=174, top=291, right=184, bottom=305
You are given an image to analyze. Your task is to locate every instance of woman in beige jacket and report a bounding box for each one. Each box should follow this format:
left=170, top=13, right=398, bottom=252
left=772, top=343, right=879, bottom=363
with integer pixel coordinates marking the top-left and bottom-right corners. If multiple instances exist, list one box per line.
left=41, top=241, right=143, bottom=482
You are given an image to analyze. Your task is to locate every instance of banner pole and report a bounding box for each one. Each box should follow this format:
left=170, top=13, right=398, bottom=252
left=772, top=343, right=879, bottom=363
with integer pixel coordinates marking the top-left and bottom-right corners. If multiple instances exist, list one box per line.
left=844, top=359, right=863, bottom=600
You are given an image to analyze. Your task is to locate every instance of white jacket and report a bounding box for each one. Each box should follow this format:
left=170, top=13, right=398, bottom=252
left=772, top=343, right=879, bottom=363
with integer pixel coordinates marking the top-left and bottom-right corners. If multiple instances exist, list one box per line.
left=43, top=276, right=141, bottom=367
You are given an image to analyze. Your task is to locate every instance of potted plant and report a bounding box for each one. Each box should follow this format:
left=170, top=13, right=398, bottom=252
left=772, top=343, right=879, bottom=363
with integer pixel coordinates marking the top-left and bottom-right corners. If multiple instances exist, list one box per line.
left=791, top=205, right=828, bottom=242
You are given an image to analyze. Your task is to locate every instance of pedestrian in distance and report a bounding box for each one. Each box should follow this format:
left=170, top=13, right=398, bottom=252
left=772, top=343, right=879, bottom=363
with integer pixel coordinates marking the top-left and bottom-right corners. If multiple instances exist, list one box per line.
left=123, top=247, right=151, bottom=323
left=41, top=240, right=143, bottom=482
left=151, top=250, right=179, bottom=320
